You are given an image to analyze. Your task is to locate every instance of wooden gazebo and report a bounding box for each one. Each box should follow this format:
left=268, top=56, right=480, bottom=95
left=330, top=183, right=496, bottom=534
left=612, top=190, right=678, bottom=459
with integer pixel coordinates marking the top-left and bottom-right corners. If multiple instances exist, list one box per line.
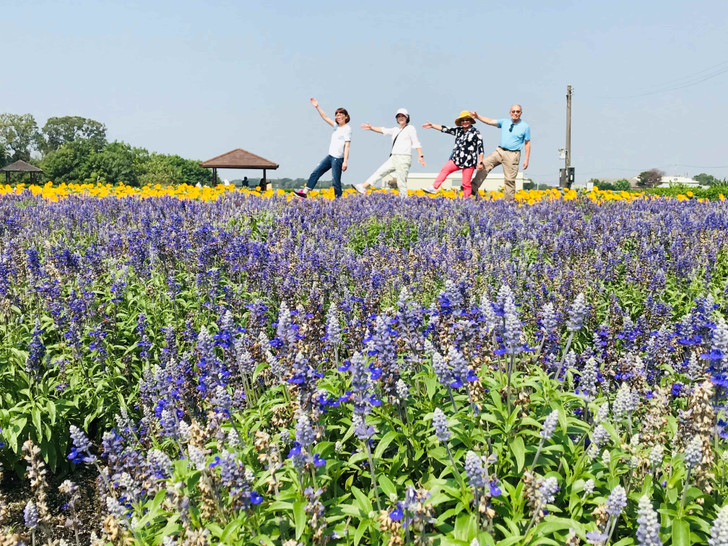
left=200, top=148, right=279, bottom=190
left=1, top=160, right=44, bottom=184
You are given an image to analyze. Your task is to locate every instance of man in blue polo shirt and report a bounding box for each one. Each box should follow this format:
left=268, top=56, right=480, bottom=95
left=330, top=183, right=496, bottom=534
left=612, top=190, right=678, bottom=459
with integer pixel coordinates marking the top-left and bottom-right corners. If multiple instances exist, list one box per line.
left=470, top=105, right=531, bottom=201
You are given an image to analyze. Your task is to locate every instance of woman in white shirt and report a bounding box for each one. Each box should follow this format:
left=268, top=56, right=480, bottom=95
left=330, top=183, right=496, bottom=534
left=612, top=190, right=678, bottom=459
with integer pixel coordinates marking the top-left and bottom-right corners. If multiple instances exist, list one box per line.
left=294, top=98, right=351, bottom=199
left=356, top=108, right=425, bottom=198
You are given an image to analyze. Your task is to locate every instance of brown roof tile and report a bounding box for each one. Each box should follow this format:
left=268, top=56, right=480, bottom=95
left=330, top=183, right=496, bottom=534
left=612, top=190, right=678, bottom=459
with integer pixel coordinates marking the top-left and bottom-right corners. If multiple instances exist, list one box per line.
left=0, top=160, right=44, bottom=173
left=200, top=148, right=278, bottom=169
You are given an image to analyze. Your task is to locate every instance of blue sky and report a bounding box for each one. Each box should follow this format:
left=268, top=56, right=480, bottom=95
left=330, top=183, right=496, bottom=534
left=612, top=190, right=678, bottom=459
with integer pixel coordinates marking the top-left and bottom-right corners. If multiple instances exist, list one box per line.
left=3, top=0, right=728, bottom=185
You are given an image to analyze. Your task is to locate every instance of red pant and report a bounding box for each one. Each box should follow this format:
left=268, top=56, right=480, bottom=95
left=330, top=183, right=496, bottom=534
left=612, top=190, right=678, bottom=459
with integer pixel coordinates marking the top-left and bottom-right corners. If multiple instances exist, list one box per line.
left=433, top=160, right=475, bottom=198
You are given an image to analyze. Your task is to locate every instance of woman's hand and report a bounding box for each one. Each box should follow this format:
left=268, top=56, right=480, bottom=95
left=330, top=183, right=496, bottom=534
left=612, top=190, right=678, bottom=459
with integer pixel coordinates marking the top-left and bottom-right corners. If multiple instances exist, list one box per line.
left=422, top=121, right=433, bottom=129
left=361, top=123, right=372, bottom=131
left=418, top=156, right=426, bottom=166
left=342, top=161, right=348, bottom=172
left=310, top=97, right=319, bottom=108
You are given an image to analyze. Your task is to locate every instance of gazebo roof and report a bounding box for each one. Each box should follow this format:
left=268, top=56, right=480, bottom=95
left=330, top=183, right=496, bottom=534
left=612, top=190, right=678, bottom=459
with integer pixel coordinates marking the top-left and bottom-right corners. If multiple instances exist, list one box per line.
left=200, top=148, right=279, bottom=170
left=0, top=160, right=43, bottom=173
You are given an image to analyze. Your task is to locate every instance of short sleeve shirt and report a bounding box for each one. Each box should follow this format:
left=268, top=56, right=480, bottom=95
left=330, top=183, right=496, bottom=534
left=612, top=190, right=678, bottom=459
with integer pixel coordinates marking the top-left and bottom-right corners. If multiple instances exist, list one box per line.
left=329, top=124, right=352, bottom=158
left=441, top=126, right=484, bottom=168
left=497, top=119, right=530, bottom=151
left=382, top=125, right=422, bottom=155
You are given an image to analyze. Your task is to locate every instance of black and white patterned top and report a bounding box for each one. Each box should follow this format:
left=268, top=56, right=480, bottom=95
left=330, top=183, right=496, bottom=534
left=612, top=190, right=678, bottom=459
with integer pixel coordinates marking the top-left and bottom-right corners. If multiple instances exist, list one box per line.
left=441, top=126, right=484, bottom=168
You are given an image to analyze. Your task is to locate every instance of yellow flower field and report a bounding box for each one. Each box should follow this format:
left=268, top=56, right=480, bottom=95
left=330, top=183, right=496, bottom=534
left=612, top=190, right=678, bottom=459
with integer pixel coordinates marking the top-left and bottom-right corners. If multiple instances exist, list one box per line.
left=0, top=181, right=723, bottom=204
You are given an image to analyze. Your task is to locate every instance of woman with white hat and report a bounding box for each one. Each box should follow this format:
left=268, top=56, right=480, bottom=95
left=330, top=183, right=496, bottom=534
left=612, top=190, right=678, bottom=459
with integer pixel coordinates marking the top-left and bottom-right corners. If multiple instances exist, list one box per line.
left=421, top=111, right=484, bottom=198
left=355, top=108, right=425, bottom=197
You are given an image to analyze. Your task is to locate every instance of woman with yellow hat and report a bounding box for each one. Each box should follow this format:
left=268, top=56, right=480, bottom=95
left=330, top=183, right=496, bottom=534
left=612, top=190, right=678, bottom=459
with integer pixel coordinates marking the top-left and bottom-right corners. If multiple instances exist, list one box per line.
left=421, top=111, right=484, bottom=198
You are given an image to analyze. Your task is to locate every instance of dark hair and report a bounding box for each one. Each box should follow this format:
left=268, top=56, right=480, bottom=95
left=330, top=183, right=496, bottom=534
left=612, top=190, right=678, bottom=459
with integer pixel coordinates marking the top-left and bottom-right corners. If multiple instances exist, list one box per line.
left=335, top=108, right=350, bottom=124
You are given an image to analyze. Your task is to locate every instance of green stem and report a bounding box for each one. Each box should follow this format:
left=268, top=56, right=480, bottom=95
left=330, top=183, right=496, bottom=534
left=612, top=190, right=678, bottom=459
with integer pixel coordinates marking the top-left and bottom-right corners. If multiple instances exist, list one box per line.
left=365, top=441, right=382, bottom=513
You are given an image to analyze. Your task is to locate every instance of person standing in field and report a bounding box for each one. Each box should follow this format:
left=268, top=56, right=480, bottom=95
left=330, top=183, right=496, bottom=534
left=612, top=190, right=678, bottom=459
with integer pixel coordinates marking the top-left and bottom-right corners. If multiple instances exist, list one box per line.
left=470, top=105, right=530, bottom=201
left=421, top=111, right=484, bottom=198
left=295, top=98, right=351, bottom=199
left=355, top=108, right=425, bottom=197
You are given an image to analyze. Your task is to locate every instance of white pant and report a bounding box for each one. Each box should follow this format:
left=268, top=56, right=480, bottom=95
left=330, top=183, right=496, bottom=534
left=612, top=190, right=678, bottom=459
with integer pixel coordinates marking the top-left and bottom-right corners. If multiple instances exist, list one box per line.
left=364, top=154, right=412, bottom=197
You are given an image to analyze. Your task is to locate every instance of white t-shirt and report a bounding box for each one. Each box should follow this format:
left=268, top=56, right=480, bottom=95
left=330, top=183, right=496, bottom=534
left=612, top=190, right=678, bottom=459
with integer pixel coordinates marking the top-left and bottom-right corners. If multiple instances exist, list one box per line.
left=382, top=125, right=422, bottom=155
left=328, top=124, right=352, bottom=158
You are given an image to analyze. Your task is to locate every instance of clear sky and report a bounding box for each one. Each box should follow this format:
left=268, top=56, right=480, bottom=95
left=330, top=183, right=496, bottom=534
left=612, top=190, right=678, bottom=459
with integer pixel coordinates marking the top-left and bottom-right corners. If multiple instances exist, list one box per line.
left=3, top=0, right=727, bottom=185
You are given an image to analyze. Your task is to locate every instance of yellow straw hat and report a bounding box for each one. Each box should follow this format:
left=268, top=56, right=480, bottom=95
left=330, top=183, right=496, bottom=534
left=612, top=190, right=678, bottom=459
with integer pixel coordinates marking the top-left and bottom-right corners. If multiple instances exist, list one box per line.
left=455, top=110, right=475, bottom=126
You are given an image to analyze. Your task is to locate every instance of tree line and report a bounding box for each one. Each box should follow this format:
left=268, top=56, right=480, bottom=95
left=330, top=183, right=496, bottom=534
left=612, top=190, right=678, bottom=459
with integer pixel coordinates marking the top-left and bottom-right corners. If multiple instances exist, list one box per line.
left=0, top=113, right=212, bottom=186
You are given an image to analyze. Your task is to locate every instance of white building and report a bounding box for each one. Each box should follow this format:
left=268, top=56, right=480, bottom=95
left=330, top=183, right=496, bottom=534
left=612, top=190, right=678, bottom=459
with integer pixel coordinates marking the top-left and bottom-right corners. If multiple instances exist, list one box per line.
left=656, top=175, right=703, bottom=188
left=379, top=171, right=525, bottom=192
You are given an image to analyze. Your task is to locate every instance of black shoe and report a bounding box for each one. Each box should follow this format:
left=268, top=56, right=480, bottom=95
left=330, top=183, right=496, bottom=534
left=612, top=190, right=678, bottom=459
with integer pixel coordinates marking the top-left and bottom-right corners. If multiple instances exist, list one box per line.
left=293, top=189, right=308, bottom=199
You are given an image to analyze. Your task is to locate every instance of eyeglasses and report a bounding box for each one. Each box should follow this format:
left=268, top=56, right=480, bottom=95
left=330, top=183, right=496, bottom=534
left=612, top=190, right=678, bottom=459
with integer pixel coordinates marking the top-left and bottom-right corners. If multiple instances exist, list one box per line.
left=509, top=123, right=515, bottom=132
left=511, top=110, right=521, bottom=113
left=461, top=119, right=472, bottom=123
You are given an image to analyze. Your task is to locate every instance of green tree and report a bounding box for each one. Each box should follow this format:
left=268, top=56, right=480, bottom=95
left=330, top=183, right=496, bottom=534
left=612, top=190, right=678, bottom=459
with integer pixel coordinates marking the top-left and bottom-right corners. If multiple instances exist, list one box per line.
left=89, top=141, right=142, bottom=186
left=163, top=154, right=213, bottom=185
left=637, top=168, right=664, bottom=188
left=41, top=116, right=107, bottom=154
left=693, top=173, right=724, bottom=187
left=613, top=179, right=631, bottom=191
left=41, top=139, right=96, bottom=183
left=137, top=154, right=182, bottom=186
left=0, top=113, right=42, bottom=162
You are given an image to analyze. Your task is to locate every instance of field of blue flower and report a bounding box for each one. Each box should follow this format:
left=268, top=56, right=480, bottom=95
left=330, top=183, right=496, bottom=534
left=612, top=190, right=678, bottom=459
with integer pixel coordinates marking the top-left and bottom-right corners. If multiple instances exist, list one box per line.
left=1, top=191, right=727, bottom=545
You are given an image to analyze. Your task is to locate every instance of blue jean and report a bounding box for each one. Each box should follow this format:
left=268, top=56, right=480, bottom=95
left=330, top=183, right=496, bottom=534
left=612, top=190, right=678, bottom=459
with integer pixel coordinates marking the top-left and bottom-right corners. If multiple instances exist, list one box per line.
left=307, top=155, right=343, bottom=197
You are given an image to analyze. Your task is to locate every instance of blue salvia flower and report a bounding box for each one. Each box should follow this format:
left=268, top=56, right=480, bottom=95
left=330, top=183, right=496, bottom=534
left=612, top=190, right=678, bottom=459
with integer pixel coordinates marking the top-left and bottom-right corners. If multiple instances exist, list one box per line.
left=353, top=413, right=375, bottom=440
left=578, top=358, right=599, bottom=402
left=432, top=349, right=453, bottom=387
left=276, top=301, right=298, bottom=351
left=594, top=402, right=609, bottom=425
left=540, top=409, right=559, bottom=440
left=448, top=346, right=475, bottom=388
left=684, top=436, right=703, bottom=470
left=215, top=450, right=262, bottom=510
left=585, top=530, right=609, bottom=546
left=709, top=505, right=728, bottom=546
left=136, top=313, right=152, bottom=362
left=432, top=408, right=451, bottom=443
left=607, top=485, right=627, bottom=517
left=464, top=451, right=487, bottom=488
left=537, top=476, right=559, bottom=506
left=24, top=500, right=38, bottom=529
left=566, top=293, right=588, bottom=332
left=295, top=413, right=316, bottom=449
left=25, top=318, right=45, bottom=380
left=649, top=445, right=664, bottom=470
left=479, top=293, right=499, bottom=334
left=68, top=425, right=97, bottom=464
left=395, top=379, right=409, bottom=402
left=147, top=448, right=173, bottom=479
left=636, top=495, right=662, bottom=546
left=502, top=308, right=524, bottom=356
left=703, top=316, right=728, bottom=395
left=588, top=424, right=610, bottom=459
left=325, top=304, right=342, bottom=347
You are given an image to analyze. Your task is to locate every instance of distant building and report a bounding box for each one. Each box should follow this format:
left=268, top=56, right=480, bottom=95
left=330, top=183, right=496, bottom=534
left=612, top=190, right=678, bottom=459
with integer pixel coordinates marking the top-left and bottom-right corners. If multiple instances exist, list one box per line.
left=656, top=175, right=703, bottom=188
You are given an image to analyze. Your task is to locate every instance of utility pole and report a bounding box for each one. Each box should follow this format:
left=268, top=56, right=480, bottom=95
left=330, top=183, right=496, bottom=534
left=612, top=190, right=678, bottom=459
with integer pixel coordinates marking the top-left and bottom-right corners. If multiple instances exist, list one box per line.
left=560, top=85, right=575, bottom=188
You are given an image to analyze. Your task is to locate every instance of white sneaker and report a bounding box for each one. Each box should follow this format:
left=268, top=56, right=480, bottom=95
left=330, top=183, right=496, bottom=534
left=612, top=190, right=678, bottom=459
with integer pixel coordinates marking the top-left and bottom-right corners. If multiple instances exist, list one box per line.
left=422, top=186, right=438, bottom=194
left=354, top=183, right=366, bottom=194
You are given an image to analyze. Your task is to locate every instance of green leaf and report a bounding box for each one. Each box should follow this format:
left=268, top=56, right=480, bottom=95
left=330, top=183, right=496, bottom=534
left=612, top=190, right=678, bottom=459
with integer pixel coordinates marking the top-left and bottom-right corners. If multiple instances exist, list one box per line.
left=293, top=499, right=306, bottom=539
left=510, top=436, right=525, bottom=473
left=373, top=430, right=398, bottom=459
left=672, top=518, right=690, bottom=546
left=351, top=486, right=373, bottom=516
left=378, top=475, right=397, bottom=498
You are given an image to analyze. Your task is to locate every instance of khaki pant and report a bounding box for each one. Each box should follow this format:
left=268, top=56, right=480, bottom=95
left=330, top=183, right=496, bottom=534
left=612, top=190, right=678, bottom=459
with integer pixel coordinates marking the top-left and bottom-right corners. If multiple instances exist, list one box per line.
left=471, top=147, right=520, bottom=200
left=364, top=154, right=412, bottom=197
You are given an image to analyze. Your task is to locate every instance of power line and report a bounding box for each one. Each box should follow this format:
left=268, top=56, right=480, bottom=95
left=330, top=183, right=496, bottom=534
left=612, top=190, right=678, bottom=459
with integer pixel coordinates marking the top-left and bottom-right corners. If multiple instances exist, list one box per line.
left=602, top=59, right=728, bottom=99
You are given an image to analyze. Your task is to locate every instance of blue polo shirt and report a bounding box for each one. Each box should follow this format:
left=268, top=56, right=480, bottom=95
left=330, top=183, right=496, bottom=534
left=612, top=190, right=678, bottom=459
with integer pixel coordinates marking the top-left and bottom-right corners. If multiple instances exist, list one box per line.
left=497, top=119, right=530, bottom=151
